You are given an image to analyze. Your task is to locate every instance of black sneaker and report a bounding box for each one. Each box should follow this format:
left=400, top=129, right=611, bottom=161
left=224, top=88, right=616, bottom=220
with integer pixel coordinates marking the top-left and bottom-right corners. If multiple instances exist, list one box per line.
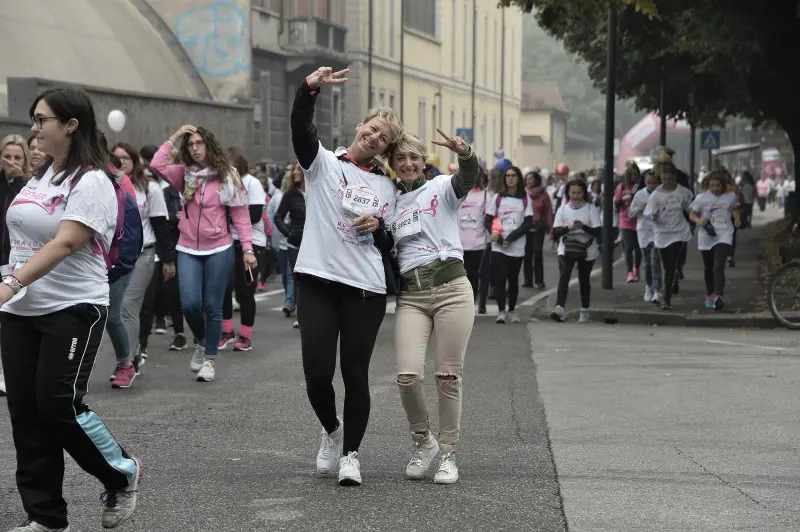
left=154, top=319, right=167, bottom=335
left=661, top=302, right=672, bottom=311
left=534, top=283, right=546, bottom=289
left=477, top=305, right=487, bottom=315
left=521, top=283, right=533, bottom=288
left=169, top=334, right=187, bottom=351
left=713, top=296, right=724, bottom=311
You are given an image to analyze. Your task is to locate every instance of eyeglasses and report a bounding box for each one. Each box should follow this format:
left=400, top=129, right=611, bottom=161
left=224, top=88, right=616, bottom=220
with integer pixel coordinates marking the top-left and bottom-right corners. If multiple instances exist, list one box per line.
left=31, top=116, right=59, bottom=128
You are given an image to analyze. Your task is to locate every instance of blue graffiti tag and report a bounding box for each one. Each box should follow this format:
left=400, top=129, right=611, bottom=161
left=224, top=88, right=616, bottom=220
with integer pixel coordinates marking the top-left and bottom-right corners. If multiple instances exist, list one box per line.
left=174, top=1, right=250, bottom=77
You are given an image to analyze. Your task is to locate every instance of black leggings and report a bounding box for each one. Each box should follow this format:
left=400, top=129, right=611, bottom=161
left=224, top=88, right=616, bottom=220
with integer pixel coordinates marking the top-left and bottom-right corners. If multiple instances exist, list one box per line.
left=556, top=255, right=594, bottom=308
left=463, top=246, right=490, bottom=307
left=140, top=262, right=184, bottom=348
left=658, top=242, right=683, bottom=305
left=524, top=230, right=547, bottom=285
left=620, top=229, right=642, bottom=273
left=297, top=275, right=387, bottom=454
left=701, top=243, right=732, bottom=296
left=491, top=251, right=523, bottom=312
left=223, top=243, right=265, bottom=326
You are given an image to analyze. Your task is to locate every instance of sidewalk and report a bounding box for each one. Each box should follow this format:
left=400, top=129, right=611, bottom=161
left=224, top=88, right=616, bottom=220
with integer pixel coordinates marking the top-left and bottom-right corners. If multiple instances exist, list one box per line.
left=529, top=322, right=800, bottom=531
left=533, top=208, right=786, bottom=328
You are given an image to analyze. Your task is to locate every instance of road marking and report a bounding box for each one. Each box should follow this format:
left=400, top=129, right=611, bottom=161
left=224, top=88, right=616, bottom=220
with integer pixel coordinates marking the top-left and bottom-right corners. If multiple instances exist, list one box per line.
left=701, top=339, right=793, bottom=351
left=518, top=256, right=626, bottom=309
left=255, top=289, right=284, bottom=301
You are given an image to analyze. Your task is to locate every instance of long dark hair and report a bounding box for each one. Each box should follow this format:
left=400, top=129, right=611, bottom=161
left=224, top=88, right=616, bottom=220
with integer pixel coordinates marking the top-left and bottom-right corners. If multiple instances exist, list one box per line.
left=29, top=87, right=108, bottom=185
left=179, top=126, right=230, bottom=181
left=500, top=165, right=525, bottom=198
left=113, top=142, right=149, bottom=191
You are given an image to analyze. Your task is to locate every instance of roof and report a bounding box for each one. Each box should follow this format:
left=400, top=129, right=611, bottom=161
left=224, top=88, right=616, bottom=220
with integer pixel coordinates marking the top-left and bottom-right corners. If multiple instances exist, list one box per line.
left=0, top=0, right=202, bottom=114
left=566, top=131, right=596, bottom=147
left=521, top=82, right=570, bottom=114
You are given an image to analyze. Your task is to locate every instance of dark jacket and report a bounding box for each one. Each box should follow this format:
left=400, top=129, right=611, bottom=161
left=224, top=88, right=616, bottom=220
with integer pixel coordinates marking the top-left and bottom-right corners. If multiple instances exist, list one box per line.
left=0, top=172, right=27, bottom=265
left=275, top=188, right=306, bottom=247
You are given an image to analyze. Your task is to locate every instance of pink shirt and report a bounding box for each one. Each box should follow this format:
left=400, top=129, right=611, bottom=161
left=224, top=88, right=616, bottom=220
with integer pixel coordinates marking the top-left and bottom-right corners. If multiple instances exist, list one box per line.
left=151, top=142, right=252, bottom=252
left=614, top=183, right=637, bottom=231
left=756, top=179, right=771, bottom=198
left=458, top=187, right=490, bottom=251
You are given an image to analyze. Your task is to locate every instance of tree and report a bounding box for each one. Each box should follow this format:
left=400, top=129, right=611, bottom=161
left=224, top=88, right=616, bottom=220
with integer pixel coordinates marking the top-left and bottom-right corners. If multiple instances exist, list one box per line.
left=502, top=0, right=800, bottom=217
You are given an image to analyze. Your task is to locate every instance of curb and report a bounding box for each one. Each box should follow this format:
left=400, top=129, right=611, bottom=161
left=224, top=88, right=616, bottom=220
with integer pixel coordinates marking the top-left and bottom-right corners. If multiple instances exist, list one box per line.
left=532, top=308, right=783, bottom=329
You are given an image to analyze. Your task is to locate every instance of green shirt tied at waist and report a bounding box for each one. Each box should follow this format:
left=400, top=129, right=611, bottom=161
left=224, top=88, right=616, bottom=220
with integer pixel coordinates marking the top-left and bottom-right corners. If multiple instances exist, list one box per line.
left=400, top=257, right=467, bottom=292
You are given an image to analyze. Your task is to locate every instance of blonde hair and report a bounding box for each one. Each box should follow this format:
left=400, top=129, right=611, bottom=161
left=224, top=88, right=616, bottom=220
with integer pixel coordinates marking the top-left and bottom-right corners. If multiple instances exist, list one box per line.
left=388, top=133, right=427, bottom=163
left=361, top=107, right=404, bottom=148
left=0, top=134, right=31, bottom=176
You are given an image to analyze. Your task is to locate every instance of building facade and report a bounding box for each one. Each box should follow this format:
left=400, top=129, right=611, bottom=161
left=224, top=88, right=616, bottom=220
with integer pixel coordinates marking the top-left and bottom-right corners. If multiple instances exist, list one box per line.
left=344, top=0, right=523, bottom=168
left=519, top=82, right=570, bottom=171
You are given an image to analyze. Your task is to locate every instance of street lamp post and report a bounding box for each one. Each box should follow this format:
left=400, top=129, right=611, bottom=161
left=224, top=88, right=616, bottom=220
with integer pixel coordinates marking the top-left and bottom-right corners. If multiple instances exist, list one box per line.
left=602, top=7, right=617, bottom=290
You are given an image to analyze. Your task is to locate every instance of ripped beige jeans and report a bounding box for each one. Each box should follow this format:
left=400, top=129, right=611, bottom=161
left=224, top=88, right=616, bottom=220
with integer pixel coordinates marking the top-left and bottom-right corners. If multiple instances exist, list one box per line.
left=395, top=275, right=475, bottom=454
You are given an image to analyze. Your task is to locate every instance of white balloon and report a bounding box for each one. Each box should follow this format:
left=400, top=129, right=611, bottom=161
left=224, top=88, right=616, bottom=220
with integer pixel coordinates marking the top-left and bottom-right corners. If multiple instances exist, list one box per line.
left=107, top=110, right=126, bottom=133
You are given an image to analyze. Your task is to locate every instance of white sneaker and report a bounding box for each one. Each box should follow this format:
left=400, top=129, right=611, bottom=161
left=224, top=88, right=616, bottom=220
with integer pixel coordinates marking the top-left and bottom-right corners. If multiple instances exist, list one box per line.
left=507, top=311, right=521, bottom=323
left=433, top=451, right=459, bottom=484
left=316, top=418, right=343, bottom=474
left=196, top=359, right=215, bottom=382
left=190, top=345, right=205, bottom=372
left=101, top=456, right=141, bottom=529
left=338, top=451, right=362, bottom=486
left=495, top=310, right=507, bottom=324
left=405, top=433, right=439, bottom=479
left=0, top=372, right=6, bottom=396
left=9, top=521, right=70, bottom=531
left=651, top=290, right=663, bottom=305
left=644, top=285, right=654, bottom=302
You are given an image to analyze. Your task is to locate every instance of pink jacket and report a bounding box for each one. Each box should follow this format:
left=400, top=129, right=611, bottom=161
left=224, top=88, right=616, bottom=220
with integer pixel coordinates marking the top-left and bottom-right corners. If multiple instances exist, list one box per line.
left=151, top=142, right=253, bottom=252
left=614, top=183, right=637, bottom=231
left=756, top=178, right=771, bottom=198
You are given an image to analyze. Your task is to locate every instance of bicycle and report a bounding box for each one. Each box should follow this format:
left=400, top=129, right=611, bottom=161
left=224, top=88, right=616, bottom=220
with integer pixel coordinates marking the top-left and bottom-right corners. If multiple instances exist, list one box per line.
left=767, top=222, right=800, bottom=329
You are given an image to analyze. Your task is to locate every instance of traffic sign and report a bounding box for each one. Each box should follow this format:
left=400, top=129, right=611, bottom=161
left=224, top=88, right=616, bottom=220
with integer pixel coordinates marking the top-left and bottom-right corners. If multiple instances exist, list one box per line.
left=700, top=130, right=721, bottom=150
left=455, top=128, right=473, bottom=144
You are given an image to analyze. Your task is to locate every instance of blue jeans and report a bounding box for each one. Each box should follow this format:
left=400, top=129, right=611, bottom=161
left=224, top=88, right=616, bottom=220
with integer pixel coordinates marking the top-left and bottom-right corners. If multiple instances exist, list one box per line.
left=277, top=249, right=295, bottom=308
left=106, top=272, right=133, bottom=363
left=178, top=248, right=235, bottom=358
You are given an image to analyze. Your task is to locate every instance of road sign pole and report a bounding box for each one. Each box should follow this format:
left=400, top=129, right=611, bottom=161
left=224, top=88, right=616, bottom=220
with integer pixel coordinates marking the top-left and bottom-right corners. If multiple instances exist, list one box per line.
left=708, top=149, right=712, bottom=170
left=602, top=7, right=617, bottom=290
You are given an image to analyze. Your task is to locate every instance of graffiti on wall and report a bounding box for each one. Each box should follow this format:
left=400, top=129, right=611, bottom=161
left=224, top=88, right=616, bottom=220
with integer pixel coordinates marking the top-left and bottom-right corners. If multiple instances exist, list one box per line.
left=174, top=1, right=250, bottom=78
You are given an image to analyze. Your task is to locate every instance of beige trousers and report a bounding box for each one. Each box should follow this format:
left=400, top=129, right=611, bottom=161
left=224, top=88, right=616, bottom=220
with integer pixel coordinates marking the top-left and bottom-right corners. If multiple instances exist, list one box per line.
left=395, top=275, right=475, bottom=454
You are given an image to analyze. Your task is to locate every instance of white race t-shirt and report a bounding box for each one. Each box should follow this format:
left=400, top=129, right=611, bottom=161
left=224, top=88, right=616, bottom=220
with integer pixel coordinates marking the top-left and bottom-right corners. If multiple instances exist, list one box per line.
left=135, top=180, right=169, bottom=248
left=690, top=191, right=739, bottom=250
left=553, top=202, right=601, bottom=261
left=295, top=144, right=396, bottom=294
left=643, top=185, right=693, bottom=249
left=629, top=188, right=655, bottom=248
left=391, top=175, right=465, bottom=274
left=4, top=166, right=117, bottom=316
left=485, top=193, right=534, bottom=258
left=267, top=190, right=287, bottom=251
left=232, top=174, right=267, bottom=247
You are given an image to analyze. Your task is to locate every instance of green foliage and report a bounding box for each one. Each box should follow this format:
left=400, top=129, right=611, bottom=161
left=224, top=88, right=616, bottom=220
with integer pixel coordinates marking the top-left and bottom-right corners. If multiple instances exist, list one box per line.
left=521, top=17, right=643, bottom=144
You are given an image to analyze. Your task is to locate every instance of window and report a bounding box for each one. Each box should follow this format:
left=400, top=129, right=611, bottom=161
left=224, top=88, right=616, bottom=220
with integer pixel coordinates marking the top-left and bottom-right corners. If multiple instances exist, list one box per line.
left=510, top=29, right=515, bottom=93
left=379, top=89, right=386, bottom=107
left=493, top=20, right=498, bottom=89
left=432, top=103, right=438, bottom=135
left=418, top=99, right=428, bottom=146
left=370, top=88, right=376, bottom=109
left=332, top=87, right=343, bottom=128
left=389, top=0, right=396, bottom=57
left=483, top=15, right=488, bottom=87
left=492, top=117, right=496, bottom=154
left=480, top=117, right=486, bottom=162
left=451, top=0, right=457, bottom=73
left=403, top=0, right=436, bottom=37
left=463, top=0, right=468, bottom=78
left=389, top=92, right=396, bottom=110
left=450, top=109, right=456, bottom=164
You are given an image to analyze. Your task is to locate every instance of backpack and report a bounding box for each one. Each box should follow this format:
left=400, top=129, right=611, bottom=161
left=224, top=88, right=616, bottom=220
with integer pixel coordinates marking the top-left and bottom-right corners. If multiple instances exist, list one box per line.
left=70, top=167, right=143, bottom=283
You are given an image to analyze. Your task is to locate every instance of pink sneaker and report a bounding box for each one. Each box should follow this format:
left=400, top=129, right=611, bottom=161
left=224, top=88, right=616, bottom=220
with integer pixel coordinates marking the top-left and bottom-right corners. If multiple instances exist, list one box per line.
left=111, top=365, right=137, bottom=389
left=626, top=272, right=635, bottom=283
left=218, top=331, right=235, bottom=350
left=632, top=267, right=640, bottom=282
left=233, top=335, right=252, bottom=352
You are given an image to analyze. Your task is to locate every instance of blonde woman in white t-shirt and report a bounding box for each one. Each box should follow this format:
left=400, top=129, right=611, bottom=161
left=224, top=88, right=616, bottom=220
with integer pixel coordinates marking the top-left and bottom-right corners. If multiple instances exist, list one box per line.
left=0, top=87, right=140, bottom=531
left=388, top=131, right=478, bottom=485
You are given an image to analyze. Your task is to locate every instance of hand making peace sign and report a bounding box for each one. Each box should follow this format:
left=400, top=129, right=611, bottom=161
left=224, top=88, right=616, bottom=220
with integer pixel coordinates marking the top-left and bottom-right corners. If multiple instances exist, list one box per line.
left=306, top=67, right=350, bottom=90
left=431, top=128, right=470, bottom=155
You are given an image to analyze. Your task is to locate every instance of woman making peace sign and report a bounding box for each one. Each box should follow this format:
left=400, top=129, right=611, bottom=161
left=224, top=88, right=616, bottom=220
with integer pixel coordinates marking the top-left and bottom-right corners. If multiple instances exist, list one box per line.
left=388, top=129, right=479, bottom=485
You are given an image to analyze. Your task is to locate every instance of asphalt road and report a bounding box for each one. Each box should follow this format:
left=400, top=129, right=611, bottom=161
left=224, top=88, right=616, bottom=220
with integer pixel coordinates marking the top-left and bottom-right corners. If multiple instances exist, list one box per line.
left=0, top=291, right=567, bottom=531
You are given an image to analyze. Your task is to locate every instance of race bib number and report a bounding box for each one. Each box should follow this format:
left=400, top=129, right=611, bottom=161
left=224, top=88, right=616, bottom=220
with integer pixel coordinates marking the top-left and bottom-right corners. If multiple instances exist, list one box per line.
left=710, top=209, right=729, bottom=227
left=459, top=214, right=479, bottom=230
left=391, top=209, right=421, bottom=241
left=501, top=215, right=519, bottom=232
left=342, top=185, right=380, bottom=217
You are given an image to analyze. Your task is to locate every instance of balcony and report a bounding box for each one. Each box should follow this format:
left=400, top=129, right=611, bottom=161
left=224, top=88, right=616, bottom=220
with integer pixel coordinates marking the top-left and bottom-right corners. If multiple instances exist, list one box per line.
left=286, top=17, right=346, bottom=53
